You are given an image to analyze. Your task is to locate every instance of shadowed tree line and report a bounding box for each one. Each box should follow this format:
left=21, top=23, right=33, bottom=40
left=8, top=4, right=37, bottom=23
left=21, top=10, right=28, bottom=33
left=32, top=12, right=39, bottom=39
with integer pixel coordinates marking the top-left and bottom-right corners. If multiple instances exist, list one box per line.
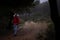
left=0, top=0, right=34, bottom=36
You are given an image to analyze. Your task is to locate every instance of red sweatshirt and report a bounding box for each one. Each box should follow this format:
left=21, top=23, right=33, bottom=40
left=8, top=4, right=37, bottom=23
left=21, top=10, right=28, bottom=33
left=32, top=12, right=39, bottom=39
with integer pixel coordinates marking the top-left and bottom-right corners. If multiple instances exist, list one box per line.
left=13, top=16, right=20, bottom=25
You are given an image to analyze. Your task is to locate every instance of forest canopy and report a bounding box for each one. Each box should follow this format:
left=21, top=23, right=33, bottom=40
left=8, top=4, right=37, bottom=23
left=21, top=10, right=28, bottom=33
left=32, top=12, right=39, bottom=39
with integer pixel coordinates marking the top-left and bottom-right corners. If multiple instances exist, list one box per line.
left=0, top=0, right=34, bottom=7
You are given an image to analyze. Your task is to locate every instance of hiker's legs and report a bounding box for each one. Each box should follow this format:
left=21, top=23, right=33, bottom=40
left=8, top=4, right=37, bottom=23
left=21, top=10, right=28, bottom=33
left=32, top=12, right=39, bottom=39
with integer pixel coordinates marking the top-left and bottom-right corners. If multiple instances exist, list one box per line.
left=13, top=24, right=17, bottom=35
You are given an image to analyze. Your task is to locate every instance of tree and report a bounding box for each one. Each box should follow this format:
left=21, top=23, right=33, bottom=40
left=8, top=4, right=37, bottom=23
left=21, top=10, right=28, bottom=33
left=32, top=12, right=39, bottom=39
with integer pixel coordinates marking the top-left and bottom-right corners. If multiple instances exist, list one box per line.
left=0, top=0, right=34, bottom=8
left=0, top=0, right=34, bottom=35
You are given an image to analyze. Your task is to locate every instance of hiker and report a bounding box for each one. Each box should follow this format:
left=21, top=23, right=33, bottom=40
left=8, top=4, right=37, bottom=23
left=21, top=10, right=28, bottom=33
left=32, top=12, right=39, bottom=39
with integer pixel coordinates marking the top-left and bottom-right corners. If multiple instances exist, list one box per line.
left=12, top=13, right=20, bottom=36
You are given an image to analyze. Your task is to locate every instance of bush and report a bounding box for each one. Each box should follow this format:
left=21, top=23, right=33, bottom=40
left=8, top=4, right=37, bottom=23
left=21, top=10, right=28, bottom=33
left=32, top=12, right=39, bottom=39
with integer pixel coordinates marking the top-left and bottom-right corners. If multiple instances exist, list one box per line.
left=47, top=22, right=55, bottom=40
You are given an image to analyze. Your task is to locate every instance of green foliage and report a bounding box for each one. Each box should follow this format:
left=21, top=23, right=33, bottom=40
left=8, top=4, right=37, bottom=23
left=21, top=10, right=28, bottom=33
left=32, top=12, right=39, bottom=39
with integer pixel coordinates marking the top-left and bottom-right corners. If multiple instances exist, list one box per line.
left=46, top=21, right=55, bottom=40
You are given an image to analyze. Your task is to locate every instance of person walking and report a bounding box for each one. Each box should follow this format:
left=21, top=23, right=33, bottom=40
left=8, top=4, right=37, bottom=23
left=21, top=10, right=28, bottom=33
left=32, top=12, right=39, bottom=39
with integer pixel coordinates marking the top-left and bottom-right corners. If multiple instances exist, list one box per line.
left=12, top=13, right=20, bottom=36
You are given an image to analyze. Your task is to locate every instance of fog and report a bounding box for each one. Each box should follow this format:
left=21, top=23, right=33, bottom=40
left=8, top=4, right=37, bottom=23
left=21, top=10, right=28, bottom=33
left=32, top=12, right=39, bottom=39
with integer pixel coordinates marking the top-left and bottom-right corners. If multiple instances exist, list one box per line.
left=40, top=0, right=48, bottom=3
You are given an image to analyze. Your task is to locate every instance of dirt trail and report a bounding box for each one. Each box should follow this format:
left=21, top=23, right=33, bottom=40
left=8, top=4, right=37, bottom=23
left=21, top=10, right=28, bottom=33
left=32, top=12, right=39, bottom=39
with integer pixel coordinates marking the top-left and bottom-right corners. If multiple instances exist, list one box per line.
left=0, top=21, right=48, bottom=40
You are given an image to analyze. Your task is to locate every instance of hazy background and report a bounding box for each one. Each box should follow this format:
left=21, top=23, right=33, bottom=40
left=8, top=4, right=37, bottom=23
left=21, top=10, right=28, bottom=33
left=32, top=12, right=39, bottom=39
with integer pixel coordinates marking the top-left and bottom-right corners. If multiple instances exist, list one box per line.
left=40, top=0, right=48, bottom=3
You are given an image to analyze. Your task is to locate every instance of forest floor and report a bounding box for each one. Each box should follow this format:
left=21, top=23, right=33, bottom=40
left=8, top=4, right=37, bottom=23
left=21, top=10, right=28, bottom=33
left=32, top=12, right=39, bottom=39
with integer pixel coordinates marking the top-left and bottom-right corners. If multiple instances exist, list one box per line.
left=0, top=21, right=54, bottom=40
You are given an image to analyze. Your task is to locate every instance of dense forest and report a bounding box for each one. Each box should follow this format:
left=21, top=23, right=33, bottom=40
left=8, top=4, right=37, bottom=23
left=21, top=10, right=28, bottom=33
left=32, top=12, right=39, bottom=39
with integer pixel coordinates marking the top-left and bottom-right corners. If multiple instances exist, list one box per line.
left=18, top=1, right=51, bottom=22
left=0, top=0, right=54, bottom=37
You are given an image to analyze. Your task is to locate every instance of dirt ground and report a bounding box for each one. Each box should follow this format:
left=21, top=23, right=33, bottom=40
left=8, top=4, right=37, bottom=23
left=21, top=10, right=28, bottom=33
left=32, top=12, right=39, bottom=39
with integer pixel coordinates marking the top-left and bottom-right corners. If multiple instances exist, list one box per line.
left=0, top=21, right=49, bottom=40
